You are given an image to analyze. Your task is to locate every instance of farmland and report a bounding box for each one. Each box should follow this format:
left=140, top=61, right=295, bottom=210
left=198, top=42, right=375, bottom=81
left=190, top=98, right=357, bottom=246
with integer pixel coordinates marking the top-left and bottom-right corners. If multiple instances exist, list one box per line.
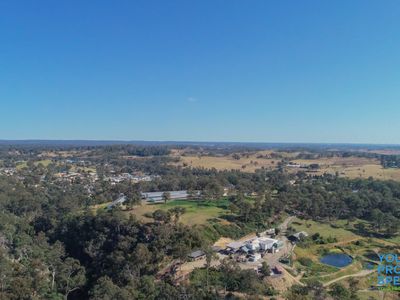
left=290, top=157, right=400, bottom=181
left=172, top=149, right=400, bottom=181
left=173, top=152, right=279, bottom=172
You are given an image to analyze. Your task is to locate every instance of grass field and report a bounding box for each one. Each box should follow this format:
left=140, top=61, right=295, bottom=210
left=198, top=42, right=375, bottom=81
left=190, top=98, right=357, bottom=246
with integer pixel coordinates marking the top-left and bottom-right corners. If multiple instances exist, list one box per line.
left=291, top=217, right=400, bottom=285
left=36, top=159, right=52, bottom=167
left=171, top=149, right=400, bottom=181
left=291, top=217, right=359, bottom=243
left=385, top=235, right=400, bottom=244
left=70, top=165, right=97, bottom=173
left=15, top=161, right=28, bottom=170
left=291, top=157, right=400, bottom=181
left=16, top=159, right=53, bottom=169
left=174, top=154, right=278, bottom=172
left=170, top=149, right=303, bottom=172
left=14, top=159, right=97, bottom=174
left=357, top=290, right=399, bottom=300
left=129, top=199, right=231, bottom=225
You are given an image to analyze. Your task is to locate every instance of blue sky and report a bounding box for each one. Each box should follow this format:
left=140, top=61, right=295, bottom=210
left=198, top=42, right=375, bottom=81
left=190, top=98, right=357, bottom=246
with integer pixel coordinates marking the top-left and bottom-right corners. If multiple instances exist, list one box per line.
left=1, top=1, right=400, bottom=143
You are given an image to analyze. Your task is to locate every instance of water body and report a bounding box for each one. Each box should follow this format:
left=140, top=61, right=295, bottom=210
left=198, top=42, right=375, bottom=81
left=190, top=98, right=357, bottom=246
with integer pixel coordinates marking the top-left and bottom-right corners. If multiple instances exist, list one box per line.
left=320, top=253, right=352, bottom=268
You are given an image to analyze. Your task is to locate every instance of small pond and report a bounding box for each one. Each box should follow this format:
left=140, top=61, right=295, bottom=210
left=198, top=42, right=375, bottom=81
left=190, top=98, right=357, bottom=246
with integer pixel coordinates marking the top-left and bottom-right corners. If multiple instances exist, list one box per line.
left=320, top=253, right=352, bottom=268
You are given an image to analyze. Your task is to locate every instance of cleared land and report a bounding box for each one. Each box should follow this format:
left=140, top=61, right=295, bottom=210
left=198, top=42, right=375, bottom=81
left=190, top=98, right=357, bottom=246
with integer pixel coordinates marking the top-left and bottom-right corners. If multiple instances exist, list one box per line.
left=290, top=218, right=358, bottom=243
left=171, top=150, right=297, bottom=172
left=171, top=149, right=400, bottom=181
left=16, top=159, right=53, bottom=169
left=175, top=155, right=277, bottom=172
left=129, top=199, right=231, bottom=225
left=15, top=158, right=96, bottom=173
left=291, top=157, right=400, bottom=181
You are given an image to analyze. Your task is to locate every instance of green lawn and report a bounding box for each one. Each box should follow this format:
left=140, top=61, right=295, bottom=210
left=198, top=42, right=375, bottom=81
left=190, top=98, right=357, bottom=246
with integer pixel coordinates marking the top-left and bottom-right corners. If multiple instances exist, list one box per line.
left=70, top=165, right=97, bottom=173
left=291, top=217, right=358, bottom=242
left=36, top=159, right=52, bottom=167
left=15, top=161, right=28, bottom=170
left=15, top=159, right=53, bottom=169
left=130, top=199, right=231, bottom=225
left=308, top=261, right=364, bottom=283
left=384, top=235, right=400, bottom=244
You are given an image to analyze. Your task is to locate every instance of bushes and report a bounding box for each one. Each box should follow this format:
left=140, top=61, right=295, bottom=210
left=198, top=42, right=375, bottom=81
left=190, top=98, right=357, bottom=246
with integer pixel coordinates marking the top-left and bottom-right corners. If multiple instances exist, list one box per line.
left=212, top=223, right=245, bottom=239
left=194, top=224, right=220, bottom=243
left=298, top=257, right=313, bottom=267
left=299, top=233, right=338, bottom=245
left=190, top=265, right=276, bottom=296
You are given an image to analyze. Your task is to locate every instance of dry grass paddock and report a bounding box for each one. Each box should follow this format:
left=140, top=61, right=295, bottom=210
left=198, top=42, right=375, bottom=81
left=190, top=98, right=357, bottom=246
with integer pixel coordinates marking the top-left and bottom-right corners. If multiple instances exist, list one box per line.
left=171, top=149, right=400, bottom=181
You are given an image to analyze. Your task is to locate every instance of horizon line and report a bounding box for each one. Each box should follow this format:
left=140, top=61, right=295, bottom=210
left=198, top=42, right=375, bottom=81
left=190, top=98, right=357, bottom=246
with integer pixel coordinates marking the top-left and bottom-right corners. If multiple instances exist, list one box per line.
left=1, top=139, right=400, bottom=147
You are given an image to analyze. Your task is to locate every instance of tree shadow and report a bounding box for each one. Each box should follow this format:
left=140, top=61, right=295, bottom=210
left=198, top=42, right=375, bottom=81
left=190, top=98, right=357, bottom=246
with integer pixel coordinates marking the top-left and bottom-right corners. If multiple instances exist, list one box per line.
left=348, top=223, right=394, bottom=239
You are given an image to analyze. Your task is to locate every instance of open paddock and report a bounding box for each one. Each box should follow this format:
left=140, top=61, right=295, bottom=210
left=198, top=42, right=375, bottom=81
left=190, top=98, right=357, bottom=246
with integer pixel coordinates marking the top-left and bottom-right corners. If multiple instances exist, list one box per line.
left=171, top=149, right=400, bottom=181
left=128, top=199, right=231, bottom=225
left=171, top=150, right=301, bottom=172
left=174, top=154, right=278, bottom=172
left=290, top=157, right=400, bottom=181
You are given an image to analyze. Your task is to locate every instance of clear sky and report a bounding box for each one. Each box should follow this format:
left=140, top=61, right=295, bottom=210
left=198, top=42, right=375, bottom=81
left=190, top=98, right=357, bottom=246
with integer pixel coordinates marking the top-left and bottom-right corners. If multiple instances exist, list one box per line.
left=1, top=1, right=400, bottom=143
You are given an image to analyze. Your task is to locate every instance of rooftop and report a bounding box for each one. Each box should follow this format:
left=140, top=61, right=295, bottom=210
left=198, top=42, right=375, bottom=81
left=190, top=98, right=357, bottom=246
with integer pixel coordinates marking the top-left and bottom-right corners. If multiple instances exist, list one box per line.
left=188, top=250, right=205, bottom=259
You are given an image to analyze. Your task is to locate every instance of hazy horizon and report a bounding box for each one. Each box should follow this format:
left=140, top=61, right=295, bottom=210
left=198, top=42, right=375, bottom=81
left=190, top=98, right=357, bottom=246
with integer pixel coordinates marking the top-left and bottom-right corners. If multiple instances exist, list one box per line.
left=1, top=139, right=400, bottom=147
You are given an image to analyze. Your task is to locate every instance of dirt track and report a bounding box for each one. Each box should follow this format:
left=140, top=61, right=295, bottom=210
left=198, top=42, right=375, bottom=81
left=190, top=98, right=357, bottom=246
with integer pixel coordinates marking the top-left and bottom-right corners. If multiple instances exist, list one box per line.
left=323, top=269, right=375, bottom=287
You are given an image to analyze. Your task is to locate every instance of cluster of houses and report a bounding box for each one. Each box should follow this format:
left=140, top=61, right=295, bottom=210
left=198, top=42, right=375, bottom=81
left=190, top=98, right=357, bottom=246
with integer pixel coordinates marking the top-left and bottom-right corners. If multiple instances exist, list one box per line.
left=0, top=168, right=16, bottom=176
left=52, top=170, right=159, bottom=186
left=107, top=173, right=159, bottom=184
left=188, top=236, right=283, bottom=264
left=286, top=162, right=319, bottom=172
left=54, top=171, right=98, bottom=182
left=225, top=237, right=283, bottom=262
left=286, top=162, right=308, bottom=168
left=186, top=230, right=309, bottom=263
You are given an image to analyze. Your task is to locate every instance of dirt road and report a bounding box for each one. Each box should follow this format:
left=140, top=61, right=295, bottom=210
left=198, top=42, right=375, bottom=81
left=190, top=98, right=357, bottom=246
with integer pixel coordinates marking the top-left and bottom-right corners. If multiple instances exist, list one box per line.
left=323, top=269, right=375, bottom=287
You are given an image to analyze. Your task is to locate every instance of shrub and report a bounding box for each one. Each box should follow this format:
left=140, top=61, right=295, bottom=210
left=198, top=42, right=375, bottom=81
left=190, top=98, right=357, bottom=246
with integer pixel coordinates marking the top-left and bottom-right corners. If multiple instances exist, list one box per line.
left=298, top=257, right=313, bottom=267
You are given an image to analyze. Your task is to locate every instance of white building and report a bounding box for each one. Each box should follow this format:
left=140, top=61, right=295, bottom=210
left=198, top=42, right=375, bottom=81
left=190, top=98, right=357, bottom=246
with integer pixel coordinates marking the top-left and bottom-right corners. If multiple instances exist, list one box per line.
left=141, top=190, right=200, bottom=203
left=227, top=241, right=244, bottom=253
left=259, top=237, right=278, bottom=251
left=248, top=253, right=261, bottom=262
left=246, top=239, right=260, bottom=251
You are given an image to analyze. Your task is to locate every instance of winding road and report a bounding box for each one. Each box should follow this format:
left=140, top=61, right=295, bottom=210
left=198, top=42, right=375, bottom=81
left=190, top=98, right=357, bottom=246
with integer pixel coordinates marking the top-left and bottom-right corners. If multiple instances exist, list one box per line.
left=322, top=269, right=375, bottom=287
